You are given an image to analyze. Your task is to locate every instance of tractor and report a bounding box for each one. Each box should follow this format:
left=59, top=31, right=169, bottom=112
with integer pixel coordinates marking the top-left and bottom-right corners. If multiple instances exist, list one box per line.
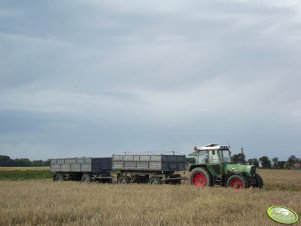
left=188, top=144, right=263, bottom=189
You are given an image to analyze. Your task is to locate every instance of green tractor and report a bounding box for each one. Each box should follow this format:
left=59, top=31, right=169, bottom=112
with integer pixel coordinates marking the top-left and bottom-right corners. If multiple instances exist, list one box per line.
left=188, top=144, right=263, bottom=189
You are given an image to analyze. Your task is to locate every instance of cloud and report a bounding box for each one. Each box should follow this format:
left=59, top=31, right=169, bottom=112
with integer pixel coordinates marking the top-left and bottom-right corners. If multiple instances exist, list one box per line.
left=0, top=0, right=301, bottom=160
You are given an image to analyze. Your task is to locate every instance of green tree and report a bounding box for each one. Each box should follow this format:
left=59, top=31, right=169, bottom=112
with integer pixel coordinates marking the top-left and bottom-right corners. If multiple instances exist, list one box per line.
left=278, top=161, right=286, bottom=169
left=231, top=154, right=239, bottom=164
left=14, top=158, right=31, bottom=166
left=247, top=158, right=259, bottom=167
left=0, top=155, right=11, bottom=166
left=272, top=157, right=279, bottom=168
left=0, top=155, right=10, bottom=162
left=232, top=153, right=246, bottom=164
left=259, top=156, right=271, bottom=168
left=287, top=155, right=297, bottom=164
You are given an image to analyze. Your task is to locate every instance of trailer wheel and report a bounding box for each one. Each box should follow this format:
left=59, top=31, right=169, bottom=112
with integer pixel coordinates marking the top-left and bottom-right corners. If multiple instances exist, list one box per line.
left=54, top=174, right=64, bottom=182
left=118, top=175, right=130, bottom=184
left=227, top=174, right=249, bottom=190
left=81, top=173, right=92, bottom=182
left=149, top=177, right=161, bottom=185
left=254, top=173, right=263, bottom=188
left=189, top=167, right=211, bottom=187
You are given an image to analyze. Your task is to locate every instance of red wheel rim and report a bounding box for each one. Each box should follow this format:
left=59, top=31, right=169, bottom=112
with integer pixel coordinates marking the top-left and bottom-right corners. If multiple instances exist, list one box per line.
left=229, top=178, right=243, bottom=190
left=193, top=173, right=206, bottom=187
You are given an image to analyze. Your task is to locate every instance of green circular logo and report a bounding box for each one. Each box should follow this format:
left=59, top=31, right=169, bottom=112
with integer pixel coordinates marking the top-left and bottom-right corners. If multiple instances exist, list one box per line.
left=267, top=206, right=299, bottom=225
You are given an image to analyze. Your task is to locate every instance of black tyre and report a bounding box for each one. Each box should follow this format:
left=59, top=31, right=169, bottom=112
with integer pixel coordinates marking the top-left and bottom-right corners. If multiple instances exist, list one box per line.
left=117, top=175, right=130, bottom=184
left=149, top=177, right=161, bottom=185
left=254, top=173, right=263, bottom=188
left=227, top=174, right=249, bottom=190
left=189, top=167, right=211, bottom=187
left=81, top=173, right=92, bottom=182
left=54, top=174, right=64, bottom=182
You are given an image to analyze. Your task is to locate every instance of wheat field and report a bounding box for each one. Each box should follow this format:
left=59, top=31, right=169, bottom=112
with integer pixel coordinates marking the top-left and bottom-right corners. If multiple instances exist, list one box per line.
left=0, top=169, right=300, bottom=226
left=0, top=166, right=49, bottom=171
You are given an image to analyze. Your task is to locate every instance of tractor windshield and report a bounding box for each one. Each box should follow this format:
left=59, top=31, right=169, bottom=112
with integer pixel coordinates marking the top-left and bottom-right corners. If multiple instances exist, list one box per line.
left=221, top=150, right=232, bottom=163
left=197, top=151, right=208, bottom=164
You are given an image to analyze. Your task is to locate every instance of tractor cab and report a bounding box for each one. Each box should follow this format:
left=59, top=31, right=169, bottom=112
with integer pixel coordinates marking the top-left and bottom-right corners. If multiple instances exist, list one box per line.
left=189, top=144, right=231, bottom=178
left=194, top=144, right=232, bottom=164
left=188, top=144, right=263, bottom=189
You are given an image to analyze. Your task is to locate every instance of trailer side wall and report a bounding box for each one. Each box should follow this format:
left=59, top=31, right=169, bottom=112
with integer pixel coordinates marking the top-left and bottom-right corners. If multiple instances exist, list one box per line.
left=112, top=155, right=185, bottom=171
left=50, top=158, right=112, bottom=173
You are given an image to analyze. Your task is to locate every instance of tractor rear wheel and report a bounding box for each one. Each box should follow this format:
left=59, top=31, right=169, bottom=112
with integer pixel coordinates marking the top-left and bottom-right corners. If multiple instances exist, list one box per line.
left=227, top=174, right=249, bottom=190
left=118, top=175, right=130, bottom=184
left=189, top=167, right=211, bottom=187
left=254, top=173, right=263, bottom=188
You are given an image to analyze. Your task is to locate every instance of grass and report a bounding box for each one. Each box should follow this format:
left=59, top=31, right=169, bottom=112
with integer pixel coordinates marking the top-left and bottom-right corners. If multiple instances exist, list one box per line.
left=0, top=166, right=49, bottom=171
left=0, top=169, right=300, bottom=225
left=0, top=167, right=52, bottom=180
left=258, top=169, right=301, bottom=191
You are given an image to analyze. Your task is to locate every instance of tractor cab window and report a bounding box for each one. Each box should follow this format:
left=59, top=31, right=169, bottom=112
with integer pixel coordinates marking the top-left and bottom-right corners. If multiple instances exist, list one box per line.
left=221, top=150, right=232, bottom=163
left=197, top=151, right=208, bottom=164
left=208, top=150, right=220, bottom=164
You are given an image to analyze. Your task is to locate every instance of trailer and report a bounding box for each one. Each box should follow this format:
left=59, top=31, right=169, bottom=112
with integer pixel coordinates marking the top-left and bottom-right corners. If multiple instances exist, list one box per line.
left=112, top=154, right=186, bottom=184
left=50, top=157, right=113, bottom=182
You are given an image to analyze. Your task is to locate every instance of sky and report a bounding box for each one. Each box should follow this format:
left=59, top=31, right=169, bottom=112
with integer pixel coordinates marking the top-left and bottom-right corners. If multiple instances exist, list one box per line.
left=0, top=0, right=301, bottom=160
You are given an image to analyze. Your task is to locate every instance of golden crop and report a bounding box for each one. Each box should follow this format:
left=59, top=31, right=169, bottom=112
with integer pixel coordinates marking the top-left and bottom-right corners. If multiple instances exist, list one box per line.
left=0, top=166, right=49, bottom=171
left=0, top=169, right=300, bottom=226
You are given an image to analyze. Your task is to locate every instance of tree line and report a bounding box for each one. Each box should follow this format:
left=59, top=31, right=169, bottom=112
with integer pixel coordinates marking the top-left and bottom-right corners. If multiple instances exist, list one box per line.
left=0, top=155, right=50, bottom=167
left=1, top=154, right=300, bottom=169
left=231, top=153, right=301, bottom=169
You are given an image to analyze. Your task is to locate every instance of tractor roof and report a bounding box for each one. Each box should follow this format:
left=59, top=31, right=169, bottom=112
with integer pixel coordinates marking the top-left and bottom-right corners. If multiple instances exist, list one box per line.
left=194, top=144, right=230, bottom=151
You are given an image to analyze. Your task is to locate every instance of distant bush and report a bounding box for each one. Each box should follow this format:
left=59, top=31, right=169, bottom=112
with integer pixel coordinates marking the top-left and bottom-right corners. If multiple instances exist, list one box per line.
left=0, top=155, right=50, bottom=167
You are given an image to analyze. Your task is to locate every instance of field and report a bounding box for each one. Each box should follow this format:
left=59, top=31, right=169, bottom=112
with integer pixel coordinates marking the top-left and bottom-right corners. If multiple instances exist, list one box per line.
left=0, top=167, right=52, bottom=180
left=0, top=169, right=300, bottom=226
left=0, top=166, right=49, bottom=171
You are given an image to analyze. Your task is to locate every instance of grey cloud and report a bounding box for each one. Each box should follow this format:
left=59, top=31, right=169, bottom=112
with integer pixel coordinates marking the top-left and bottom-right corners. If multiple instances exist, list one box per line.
left=0, top=0, right=301, bottom=160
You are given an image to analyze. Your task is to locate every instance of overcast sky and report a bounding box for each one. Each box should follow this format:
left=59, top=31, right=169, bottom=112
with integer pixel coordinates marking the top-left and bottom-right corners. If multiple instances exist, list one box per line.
left=1, top=0, right=301, bottom=160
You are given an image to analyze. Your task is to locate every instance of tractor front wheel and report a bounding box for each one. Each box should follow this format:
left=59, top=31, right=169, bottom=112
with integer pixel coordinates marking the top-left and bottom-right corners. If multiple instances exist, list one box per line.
left=189, top=168, right=211, bottom=188
left=227, top=174, right=249, bottom=190
left=254, top=173, right=263, bottom=188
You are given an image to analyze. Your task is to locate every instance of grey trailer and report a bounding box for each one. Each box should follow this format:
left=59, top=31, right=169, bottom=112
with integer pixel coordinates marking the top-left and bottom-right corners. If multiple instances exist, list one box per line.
left=50, top=157, right=112, bottom=182
left=112, top=154, right=186, bottom=184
